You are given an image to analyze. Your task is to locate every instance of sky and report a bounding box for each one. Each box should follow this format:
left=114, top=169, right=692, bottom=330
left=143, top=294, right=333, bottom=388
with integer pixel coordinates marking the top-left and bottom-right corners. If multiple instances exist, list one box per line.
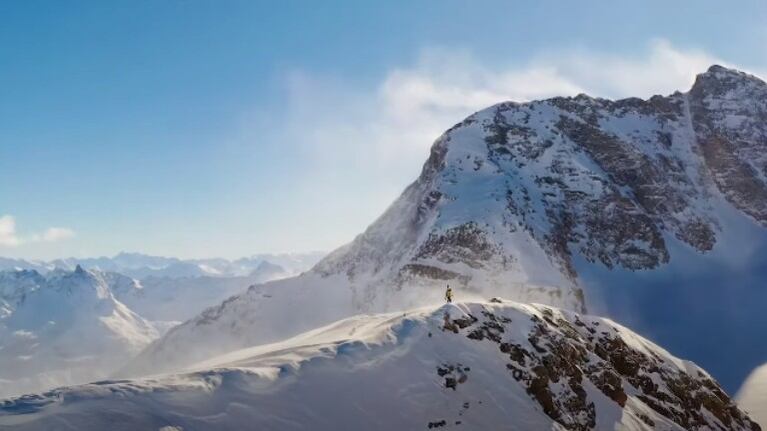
left=1, top=0, right=766, bottom=260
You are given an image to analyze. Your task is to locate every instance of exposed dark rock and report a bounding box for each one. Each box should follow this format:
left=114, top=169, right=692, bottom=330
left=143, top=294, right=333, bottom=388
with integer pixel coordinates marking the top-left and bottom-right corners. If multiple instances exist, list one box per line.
left=437, top=362, right=470, bottom=392
left=439, top=304, right=760, bottom=430
left=427, top=419, right=447, bottom=428
left=416, top=223, right=508, bottom=270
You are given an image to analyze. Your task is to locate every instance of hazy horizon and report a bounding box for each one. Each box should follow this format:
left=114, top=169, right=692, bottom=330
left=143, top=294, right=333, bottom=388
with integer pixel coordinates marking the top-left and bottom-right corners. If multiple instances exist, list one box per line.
left=0, top=249, right=328, bottom=263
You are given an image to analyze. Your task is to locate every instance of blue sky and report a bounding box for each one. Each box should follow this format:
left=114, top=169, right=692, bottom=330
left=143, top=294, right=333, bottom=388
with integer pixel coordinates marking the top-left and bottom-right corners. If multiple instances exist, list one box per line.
left=2, top=0, right=766, bottom=259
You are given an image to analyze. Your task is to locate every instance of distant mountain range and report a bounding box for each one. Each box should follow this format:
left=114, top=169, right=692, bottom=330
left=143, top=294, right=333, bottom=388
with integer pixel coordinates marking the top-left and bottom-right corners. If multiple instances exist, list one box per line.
left=0, top=252, right=325, bottom=397
left=0, top=251, right=326, bottom=280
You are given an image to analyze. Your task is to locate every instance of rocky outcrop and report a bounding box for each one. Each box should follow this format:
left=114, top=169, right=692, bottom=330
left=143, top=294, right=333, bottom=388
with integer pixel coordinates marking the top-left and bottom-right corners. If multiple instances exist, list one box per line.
left=442, top=302, right=761, bottom=431
left=689, top=65, right=767, bottom=226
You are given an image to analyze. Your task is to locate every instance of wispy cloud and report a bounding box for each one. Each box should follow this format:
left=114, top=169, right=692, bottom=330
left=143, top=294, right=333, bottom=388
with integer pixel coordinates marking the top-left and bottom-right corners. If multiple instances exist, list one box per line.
left=37, top=227, right=76, bottom=242
left=0, top=215, right=75, bottom=247
left=0, top=215, right=21, bottom=247
left=264, top=39, right=762, bottom=184
left=226, top=39, right=764, bottom=250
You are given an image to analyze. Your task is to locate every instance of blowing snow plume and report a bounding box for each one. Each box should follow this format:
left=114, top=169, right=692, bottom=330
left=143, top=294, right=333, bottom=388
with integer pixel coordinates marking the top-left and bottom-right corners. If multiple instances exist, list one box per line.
left=738, top=363, right=767, bottom=428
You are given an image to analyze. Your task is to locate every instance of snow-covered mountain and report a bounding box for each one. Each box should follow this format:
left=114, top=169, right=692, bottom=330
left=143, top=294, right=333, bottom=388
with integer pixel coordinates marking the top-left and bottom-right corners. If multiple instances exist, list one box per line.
left=0, top=258, right=51, bottom=275
left=0, top=251, right=326, bottom=280
left=312, top=65, right=766, bottom=306
left=0, top=266, right=158, bottom=398
left=122, top=65, right=767, bottom=381
left=1, top=300, right=759, bottom=430
left=738, top=363, right=767, bottom=428
left=0, top=262, right=294, bottom=396
left=113, top=270, right=287, bottom=322
left=0, top=270, right=46, bottom=319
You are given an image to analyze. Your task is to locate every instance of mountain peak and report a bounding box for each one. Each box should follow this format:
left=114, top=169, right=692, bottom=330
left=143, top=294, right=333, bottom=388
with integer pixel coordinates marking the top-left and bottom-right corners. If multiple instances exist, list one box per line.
left=700, top=64, right=756, bottom=79
left=707, top=64, right=731, bottom=73
left=692, top=64, right=766, bottom=95
left=317, top=62, right=767, bottom=311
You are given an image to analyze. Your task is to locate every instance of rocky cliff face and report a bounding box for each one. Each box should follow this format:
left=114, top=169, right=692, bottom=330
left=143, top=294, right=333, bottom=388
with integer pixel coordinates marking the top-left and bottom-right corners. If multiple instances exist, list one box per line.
left=441, top=301, right=760, bottom=431
left=689, top=65, right=767, bottom=225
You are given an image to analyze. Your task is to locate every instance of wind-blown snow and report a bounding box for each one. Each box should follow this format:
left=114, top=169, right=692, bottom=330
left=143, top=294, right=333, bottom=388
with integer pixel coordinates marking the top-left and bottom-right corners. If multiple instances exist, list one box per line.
left=738, top=363, right=767, bottom=428
left=0, top=300, right=758, bottom=431
left=0, top=252, right=325, bottom=280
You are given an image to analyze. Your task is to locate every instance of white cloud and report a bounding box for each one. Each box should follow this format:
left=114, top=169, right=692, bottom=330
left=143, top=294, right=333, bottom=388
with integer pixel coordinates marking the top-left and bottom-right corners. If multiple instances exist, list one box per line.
left=0, top=215, right=21, bottom=247
left=0, top=214, right=75, bottom=247
left=370, top=40, right=725, bottom=157
left=12, top=330, right=37, bottom=340
left=41, top=227, right=76, bottom=242
left=269, top=39, right=754, bottom=179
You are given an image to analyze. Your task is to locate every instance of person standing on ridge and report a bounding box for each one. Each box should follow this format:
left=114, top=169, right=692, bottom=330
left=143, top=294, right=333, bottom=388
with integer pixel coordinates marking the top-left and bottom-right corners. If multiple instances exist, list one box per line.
left=445, top=285, right=453, bottom=303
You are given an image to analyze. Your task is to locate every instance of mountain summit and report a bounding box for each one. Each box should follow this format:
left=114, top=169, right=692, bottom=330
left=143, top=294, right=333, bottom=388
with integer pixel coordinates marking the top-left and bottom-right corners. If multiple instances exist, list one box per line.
left=316, top=64, right=767, bottom=306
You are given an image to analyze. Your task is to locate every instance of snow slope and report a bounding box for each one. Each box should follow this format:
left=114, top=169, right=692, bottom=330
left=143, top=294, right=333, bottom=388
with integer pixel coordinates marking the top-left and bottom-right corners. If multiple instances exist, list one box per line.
left=738, top=363, right=767, bottom=428
left=108, top=270, right=284, bottom=322
left=0, top=266, right=158, bottom=398
left=1, top=300, right=758, bottom=431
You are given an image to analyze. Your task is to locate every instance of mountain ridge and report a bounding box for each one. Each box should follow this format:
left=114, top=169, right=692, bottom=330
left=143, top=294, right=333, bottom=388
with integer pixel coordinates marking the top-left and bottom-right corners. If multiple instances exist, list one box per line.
left=1, top=300, right=760, bottom=430
left=0, top=251, right=325, bottom=280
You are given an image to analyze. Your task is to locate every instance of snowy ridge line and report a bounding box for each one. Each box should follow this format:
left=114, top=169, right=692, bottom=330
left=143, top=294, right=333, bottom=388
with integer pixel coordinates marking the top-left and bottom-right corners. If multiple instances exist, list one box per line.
left=0, top=299, right=759, bottom=430
left=0, top=251, right=326, bottom=280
